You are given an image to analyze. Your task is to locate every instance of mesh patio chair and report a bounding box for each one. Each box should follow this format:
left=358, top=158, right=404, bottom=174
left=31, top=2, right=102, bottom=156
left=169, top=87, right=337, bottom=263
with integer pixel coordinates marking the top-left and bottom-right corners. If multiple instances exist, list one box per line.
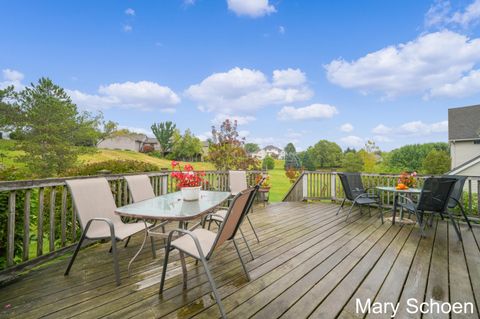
left=226, top=170, right=260, bottom=242
left=159, top=188, right=256, bottom=319
left=441, top=175, right=473, bottom=230
left=336, top=172, right=384, bottom=223
left=204, top=178, right=264, bottom=260
left=65, top=178, right=149, bottom=286
left=124, top=175, right=168, bottom=258
left=398, top=177, right=459, bottom=239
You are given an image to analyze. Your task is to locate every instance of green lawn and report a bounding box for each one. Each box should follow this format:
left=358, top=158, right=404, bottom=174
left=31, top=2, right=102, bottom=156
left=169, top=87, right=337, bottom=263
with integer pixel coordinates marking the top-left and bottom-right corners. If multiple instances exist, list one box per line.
left=267, top=159, right=292, bottom=202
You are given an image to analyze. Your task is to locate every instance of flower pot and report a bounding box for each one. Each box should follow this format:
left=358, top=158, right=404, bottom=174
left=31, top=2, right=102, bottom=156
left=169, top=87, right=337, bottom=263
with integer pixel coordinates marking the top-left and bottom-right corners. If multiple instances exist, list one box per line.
left=181, top=186, right=201, bottom=201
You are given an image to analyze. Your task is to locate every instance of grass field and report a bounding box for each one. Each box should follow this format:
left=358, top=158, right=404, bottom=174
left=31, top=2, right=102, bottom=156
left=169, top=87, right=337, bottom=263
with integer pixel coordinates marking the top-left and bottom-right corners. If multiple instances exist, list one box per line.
left=1, top=140, right=292, bottom=202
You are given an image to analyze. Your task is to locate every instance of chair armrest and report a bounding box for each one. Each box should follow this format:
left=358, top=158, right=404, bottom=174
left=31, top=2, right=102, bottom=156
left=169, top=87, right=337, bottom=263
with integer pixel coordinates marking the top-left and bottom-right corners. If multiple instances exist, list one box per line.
left=84, top=218, right=116, bottom=239
left=166, top=228, right=207, bottom=259
left=397, top=194, right=417, bottom=209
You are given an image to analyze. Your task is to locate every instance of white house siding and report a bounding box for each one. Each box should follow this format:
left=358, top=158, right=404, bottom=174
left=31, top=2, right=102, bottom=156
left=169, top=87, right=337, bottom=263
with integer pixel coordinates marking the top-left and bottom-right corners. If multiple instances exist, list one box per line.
left=97, top=136, right=141, bottom=151
left=450, top=141, right=480, bottom=169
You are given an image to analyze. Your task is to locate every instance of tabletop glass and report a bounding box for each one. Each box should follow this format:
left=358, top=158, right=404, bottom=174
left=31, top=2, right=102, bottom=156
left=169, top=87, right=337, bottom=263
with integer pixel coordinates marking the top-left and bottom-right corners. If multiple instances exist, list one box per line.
left=115, top=190, right=230, bottom=220
left=376, top=186, right=422, bottom=193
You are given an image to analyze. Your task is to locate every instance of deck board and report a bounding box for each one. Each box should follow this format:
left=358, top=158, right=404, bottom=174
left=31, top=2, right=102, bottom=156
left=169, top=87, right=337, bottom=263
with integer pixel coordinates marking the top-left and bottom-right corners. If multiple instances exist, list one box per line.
left=0, top=202, right=479, bottom=319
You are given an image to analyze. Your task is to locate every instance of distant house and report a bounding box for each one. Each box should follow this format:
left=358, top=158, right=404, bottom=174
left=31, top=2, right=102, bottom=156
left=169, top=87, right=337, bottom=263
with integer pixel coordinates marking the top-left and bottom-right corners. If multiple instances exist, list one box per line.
left=0, top=131, right=10, bottom=140
left=448, top=104, right=480, bottom=178
left=97, top=133, right=159, bottom=152
left=253, top=145, right=285, bottom=160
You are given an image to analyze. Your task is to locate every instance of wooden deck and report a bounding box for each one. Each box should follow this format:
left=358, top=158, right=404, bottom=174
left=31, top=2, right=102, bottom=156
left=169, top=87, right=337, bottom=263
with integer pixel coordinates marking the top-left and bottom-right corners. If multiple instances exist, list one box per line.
left=1, top=202, right=479, bottom=318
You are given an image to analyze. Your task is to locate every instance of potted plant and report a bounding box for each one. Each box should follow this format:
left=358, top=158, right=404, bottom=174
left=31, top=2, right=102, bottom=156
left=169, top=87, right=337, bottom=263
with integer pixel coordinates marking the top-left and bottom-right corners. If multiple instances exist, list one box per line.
left=396, top=171, right=417, bottom=190
left=171, top=161, right=206, bottom=201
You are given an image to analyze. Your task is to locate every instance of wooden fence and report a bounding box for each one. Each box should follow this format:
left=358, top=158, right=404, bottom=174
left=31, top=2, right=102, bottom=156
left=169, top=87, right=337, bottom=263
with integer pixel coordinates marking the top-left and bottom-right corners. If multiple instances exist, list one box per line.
left=283, top=171, right=480, bottom=219
left=0, top=170, right=262, bottom=273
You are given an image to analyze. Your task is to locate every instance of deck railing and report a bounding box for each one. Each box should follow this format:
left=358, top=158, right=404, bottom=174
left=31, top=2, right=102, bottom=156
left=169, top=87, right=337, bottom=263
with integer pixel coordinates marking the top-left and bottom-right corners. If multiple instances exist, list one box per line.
left=0, top=170, right=262, bottom=274
left=283, top=171, right=480, bottom=219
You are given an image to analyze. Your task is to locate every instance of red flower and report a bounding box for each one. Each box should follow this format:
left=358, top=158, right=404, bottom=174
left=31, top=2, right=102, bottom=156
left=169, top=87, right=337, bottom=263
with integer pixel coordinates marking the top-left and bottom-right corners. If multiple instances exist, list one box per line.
left=170, top=162, right=205, bottom=189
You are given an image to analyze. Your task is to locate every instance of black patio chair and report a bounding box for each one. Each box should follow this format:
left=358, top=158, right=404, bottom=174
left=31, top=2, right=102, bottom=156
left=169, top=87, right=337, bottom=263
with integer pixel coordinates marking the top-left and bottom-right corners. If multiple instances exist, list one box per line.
left=336, top=172, right=383, bottom=223
left=442, top=175, right=472, bottom=230
left=398, top=177, right=460, bottom=239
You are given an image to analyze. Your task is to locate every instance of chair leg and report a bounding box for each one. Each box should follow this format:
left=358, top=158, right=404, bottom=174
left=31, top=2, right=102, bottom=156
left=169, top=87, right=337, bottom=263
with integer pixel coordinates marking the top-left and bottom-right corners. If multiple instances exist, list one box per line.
left=378, top=203, right=384, bottom=224
left=150, top=236, right=157, bottom=258
left=346, top=202, right=356, bottom=222
left=179, top=251, right=188, bottom=289
left=65, top=227, right=89, bottom=276
left=446, top=210, right=462, bottom=241
left=239, top=227, right=254, bottom=260
left=199, top=256, right=227, bottom=319
left=246, top=215, right=260, bottom=243
left=124, top=236, right=131, bottom=248
left=159, top=245, right=171, bottom=294
left=110, top=231, right=121, bottom=286
left=415, top=210, right=426, bottom=238
left=458, top=204, right=472, bottom=230
left=336, top=199, right=346, bottom=215
left=232, top=239, right=251, bottom=281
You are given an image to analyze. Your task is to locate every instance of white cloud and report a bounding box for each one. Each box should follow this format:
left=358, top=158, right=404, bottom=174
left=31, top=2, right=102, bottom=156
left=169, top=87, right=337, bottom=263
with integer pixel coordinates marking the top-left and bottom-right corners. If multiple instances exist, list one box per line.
left=227, top=0, right=276, bottom=17
left=425, top=0, right=480, bottom=29
left=277, top=103, right=338, bottom=121
left=325, top=31, right=480, bottom=98
left=451, top=0, right=480, bottom=27
left=185, top=67, right=313, bottom=113
left=67, top=81, right=180, bottom=111
left=372, top=120, right=448, bottom=137
left=372, top=124, right=392, bottom=135
left=340, top=123, right=354, bottom=132
left=123, top=25, right=133, bottom=32
left=429, top=69, right=480, bottom=98
left=212, top=114, right=256, bottom=126
left=340, top=135, right=365, bottom=148
left=272, top=68, right=306, bottom=87
left=373, top=135, right=392, bottom=143
left=238, top=130, right=250, bottom=138
left=125, top=8, right=135, bottom=16
left=1, top=69, right=24, bottom=89
left=278, top=26, right=285, bottom=34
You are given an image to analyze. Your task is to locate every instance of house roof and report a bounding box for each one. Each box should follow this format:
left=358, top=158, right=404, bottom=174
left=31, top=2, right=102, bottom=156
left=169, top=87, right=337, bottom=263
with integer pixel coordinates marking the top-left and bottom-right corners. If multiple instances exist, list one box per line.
left=264, top=145, right=282, bottom=152
left=448, top=153, right=480, bottom=175
left=448, top=104, right=480, bottom=141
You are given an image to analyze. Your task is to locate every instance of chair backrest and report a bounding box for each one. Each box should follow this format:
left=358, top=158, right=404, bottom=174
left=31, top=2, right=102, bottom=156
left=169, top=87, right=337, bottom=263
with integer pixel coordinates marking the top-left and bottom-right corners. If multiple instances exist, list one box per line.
left=124, top=175, right=155, bottom=202
left=417, top=177, right=457, bottom=213
left=338, top=172, right=365, bottom=201
left=229, top=170, right=248, bottom=194
left=442, top=175, right=467, bottom=209
left=66, top=178, right=121, bottom=231
left=209, top=188, right=255, bottom=257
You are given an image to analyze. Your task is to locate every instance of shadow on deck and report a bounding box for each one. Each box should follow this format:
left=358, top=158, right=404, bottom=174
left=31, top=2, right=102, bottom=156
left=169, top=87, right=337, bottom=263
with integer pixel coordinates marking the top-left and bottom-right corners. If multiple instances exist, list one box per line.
left=1, top=202, right=480, bottom=318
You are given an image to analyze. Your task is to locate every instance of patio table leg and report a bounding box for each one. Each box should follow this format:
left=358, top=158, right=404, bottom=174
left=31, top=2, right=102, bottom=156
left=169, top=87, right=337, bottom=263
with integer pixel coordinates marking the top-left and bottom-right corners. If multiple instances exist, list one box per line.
left=127, top=220, right=149, bottom=275
left=392, top=193, right=398, bottom=224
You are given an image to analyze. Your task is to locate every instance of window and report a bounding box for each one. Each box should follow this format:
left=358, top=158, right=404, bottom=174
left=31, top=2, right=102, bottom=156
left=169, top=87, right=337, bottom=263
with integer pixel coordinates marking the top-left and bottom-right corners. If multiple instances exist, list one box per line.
left=474, top=140, right=480, bottom=144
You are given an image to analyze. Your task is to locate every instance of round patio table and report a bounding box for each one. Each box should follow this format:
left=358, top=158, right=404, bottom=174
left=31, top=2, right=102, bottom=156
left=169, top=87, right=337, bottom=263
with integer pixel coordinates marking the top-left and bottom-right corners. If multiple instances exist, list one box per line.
left=376, top=186, right=422, bottom=224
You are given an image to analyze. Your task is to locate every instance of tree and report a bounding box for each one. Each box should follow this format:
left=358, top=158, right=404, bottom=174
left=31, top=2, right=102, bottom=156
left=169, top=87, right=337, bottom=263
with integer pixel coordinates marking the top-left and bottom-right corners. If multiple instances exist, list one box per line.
left=151, top=121, right=176, bottom=157
left=284, top=143, right=296, bottom=154
left=311, top=140, right=343, bottom=168
left=298, top=150, right=316, bottom=171
left=170, top=129, right=203, bottom=161
left=344, top=147, right=356, bottom=154
left=245, top=143, right=260, bottom=154
left=208, top=119, right=259, bottom=170
left=262, top=155, right=275, bottom=170
left=387, top=143, right=449, bottom=172
left=342, top=152, right=364, bottom=172
left=422, top=150, right=451, bottom=174
left=1, top=78, right=100, bottom=177
left=358, top=149, right=378, bottom=173
left=284, top=152, right=301, bottom=170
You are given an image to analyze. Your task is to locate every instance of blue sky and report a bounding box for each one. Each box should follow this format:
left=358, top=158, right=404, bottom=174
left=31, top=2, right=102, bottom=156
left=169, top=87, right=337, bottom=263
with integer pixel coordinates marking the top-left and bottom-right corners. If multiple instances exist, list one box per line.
left=2, top=0, right=480, bottom=151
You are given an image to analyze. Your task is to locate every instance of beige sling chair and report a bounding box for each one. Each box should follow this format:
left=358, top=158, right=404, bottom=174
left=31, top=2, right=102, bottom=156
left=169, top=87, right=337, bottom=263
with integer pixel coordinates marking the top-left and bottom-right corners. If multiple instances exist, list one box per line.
left=225, top=171, right=260, bottom=243
left=64, top=178, right=148, bottom=286
left=159, top=188, right=256, bottom=319
left=124, top=175, right=169, bottom=260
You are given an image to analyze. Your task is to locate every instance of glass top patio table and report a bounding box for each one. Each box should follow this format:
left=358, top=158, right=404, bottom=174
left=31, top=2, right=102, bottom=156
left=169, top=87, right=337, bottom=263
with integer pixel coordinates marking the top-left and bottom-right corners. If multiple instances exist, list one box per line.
left=115, top=190, right=231, bottom=221
left=376, top=186, right=422, bottom=194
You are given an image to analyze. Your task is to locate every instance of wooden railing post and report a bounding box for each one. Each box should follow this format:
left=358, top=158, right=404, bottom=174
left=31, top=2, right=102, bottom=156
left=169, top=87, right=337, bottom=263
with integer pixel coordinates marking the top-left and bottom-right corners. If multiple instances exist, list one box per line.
left=330, top=173, right=337, bottom=201
left=302, top=172, right=308, bottom=200
left=7, top=191, right=16, bottom=267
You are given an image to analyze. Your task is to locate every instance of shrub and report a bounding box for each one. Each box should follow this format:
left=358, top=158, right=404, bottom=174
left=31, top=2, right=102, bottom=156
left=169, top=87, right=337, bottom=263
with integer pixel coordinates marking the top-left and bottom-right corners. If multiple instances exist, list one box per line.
left=262, top=155, right=275, bottom=170
left=65, top=160, right=159, bottom=176
left=285, top=167, right=301, bottom=183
